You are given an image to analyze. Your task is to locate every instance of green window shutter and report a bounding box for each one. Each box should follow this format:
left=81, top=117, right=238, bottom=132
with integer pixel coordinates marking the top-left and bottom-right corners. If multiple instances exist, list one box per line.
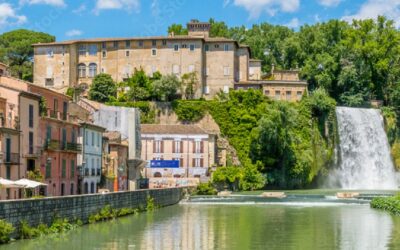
left=62, top=159, right=66, bottom=178
left=71, top=160, right=75, bottom=178
left=46, top=162, right=51, bottom=178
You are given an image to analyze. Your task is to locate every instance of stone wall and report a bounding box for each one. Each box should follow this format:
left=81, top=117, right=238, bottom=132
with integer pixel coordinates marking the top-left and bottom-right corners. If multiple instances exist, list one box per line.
left=0, top=188, right=184, bottom=228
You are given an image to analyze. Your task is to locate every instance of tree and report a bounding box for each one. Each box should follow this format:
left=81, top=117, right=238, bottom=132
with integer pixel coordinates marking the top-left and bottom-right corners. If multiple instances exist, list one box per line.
left=153, top=74, right=181, bottom=101
left=167, top=24, right=188, bottom=35
left=181, top=72, right=200, bottom=99
left=88, top=74, right=117, bottom=103
left=124, top=68, right=153, bottom=102
left=0, top=29, right=55, bottom=81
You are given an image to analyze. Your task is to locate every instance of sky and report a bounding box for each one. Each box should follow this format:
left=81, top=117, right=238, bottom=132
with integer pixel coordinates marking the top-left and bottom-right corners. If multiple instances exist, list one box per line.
left=0, top=0, right=399, bottom=41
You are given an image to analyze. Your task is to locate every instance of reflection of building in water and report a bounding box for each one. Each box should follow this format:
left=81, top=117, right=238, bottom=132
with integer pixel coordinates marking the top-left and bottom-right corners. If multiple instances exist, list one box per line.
left=140, top=206, right=217, bottom=250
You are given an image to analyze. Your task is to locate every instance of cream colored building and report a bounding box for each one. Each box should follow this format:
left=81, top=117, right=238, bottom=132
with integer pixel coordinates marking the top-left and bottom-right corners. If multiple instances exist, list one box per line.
left=235, top=67, right=308, bottom=102
left=141, top=124, right=216, bottom=178
left=33, top=20, right=252, bottom=98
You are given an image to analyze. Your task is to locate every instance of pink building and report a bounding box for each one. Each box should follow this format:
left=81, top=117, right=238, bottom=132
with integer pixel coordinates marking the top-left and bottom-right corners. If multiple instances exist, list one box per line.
left=0, top=74, right=81, bottom=197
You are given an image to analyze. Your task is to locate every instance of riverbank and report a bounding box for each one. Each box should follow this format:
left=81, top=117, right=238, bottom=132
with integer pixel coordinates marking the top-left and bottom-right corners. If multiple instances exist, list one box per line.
left=0, top=187, right=187, bottom=244
left=371, top=195, right=400, bottom=215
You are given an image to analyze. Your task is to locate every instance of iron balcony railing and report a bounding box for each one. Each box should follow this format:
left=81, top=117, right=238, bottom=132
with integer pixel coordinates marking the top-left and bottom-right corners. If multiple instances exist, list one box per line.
left=44, top=139, right=60, bottom=151
left=61, top=142, right=82, bottom=152
left=3, top=152, right=20, bottom=164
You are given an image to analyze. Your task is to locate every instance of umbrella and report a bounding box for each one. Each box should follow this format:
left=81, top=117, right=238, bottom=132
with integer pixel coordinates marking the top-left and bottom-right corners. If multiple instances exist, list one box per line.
left=14, top=179, right=48, bottom=188
left=0, top=178, right=24, bottom=188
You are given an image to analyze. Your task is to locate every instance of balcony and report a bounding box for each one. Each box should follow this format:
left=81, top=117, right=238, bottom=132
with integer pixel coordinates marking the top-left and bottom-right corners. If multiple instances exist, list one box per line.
left=65, top=142, right=82, bottom=152
left=44, top=139, right=60, bottom=151
left=2, top=152, right=20, bottom=164
left=46, top=109, right=73, bottom=122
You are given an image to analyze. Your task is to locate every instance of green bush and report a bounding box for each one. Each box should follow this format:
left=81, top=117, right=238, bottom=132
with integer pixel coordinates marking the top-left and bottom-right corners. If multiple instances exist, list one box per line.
left=172, top=100, right=207, bottom=122
left=19, top=221, right=39, bottom=239
left=195, top=183, right=217, bottom=195
left=371, top=195, right=400, bottom=215
left=146, top=196, right=156, bottom=211
left=0, top=220, right=14, bottom=244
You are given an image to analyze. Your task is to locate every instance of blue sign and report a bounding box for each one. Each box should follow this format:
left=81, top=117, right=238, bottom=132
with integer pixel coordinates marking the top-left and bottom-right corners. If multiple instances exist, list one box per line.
left=150, top=160, right=180, bottom=168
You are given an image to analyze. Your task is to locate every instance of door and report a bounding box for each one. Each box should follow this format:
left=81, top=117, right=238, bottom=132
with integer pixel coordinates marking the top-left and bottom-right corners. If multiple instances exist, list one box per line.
left=5, top=138, right=11, bottom=162
left=63, top=102, right=68, bottom=120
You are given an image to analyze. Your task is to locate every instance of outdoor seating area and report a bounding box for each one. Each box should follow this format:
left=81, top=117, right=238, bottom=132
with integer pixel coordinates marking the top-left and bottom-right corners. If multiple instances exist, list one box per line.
left=0, top=178, right=48, bottom=200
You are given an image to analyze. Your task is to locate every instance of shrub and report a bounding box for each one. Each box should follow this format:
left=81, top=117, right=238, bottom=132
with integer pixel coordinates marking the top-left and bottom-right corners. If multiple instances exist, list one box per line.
left=0, top=220, right=14, bottom=244
left=19, top=220, right=39, bottom=239
left=371, top=195, right=400, bottom=215
left=172, top=100, right=207, bottom=122
left=146, top=196, right=156, bottom=211
left=195, top=183, right=217, bottom=195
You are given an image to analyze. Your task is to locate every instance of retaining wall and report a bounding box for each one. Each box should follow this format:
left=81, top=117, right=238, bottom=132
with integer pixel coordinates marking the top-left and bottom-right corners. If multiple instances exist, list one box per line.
left=0, top=187, right=185, bottom=228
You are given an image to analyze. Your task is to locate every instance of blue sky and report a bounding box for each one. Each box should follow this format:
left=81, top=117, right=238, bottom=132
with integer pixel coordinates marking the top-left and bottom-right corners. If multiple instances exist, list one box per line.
left=0, top=0, right=398, bottom=41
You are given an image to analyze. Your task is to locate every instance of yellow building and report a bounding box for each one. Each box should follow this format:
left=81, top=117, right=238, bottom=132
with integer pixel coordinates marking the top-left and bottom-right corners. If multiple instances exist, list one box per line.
left=235, top=65, right=308, bottom=102
left=33, top=20, right=253, bottom=99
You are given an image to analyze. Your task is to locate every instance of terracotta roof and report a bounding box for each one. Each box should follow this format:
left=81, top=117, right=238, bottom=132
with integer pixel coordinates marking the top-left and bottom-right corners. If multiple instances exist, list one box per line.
left=141, top=124, right=208, bottom=135
left=104, top=131, right=121, bottom=142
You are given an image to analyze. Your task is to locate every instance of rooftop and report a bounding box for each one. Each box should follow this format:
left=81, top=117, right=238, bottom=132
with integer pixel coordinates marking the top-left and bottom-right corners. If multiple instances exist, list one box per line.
left=141, top=124, right=208, bottom=135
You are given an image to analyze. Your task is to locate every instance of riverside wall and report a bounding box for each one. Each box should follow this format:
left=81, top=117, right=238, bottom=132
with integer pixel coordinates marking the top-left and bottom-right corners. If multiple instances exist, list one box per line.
left=0, top=187, right=185, bottom=228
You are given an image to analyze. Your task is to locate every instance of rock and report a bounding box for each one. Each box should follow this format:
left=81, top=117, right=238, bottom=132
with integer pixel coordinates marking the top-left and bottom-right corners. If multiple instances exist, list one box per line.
left=336, top=192, right=360, bottom=199
left=261, top=192, right=286, bottom=198
left=218, top=191, right=232, bottom=197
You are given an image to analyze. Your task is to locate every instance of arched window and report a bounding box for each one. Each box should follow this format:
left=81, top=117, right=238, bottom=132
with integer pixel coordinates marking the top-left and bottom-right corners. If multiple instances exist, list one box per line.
left=90, top=182, right=95, bottom=193
left=78, top=64, right=86, bottom=78
left=89, top=63, right=97, bottom=78
left=154, top=172, right=162, bottom=178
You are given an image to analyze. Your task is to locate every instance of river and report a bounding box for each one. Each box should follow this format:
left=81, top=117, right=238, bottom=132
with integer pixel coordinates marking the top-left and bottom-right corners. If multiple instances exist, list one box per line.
left=3, top=200, right=400, bottom=250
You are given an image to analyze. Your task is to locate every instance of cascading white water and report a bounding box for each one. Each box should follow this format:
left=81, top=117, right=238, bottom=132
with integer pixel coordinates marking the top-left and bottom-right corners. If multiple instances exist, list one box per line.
left=332, top=107, right=398, bottom=189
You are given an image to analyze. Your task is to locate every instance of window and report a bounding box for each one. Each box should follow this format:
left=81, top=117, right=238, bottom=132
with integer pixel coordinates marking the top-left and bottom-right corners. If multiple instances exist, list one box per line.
left=204, top=86, right=210, bottom=94
left=138, top=40, right=143, bottom=47
left=173, top=65, right=180, bottom=75
left=54, top=99, right=58, bottom=112
left=78, top=64, right=86, bottom=78
left=174, top=44, right=179, bottom=51
left=46, top=126, right=52, bottom=141
left=126, top=40, right=131, bottom=48
left=102, top=42, right=107, bottom=49
left=205, top=67, right=209, bottom=76
left=29, top=132, right=34, bottom=154
left=194, top=158, right=201, bottom=168
left=151, top=49, right=157, bottom=56
left=113, top=41, right=119, bottom=49
left=194, top=141, right=202, bottom=153
left=91, top=131, right=95, bottom=146
left=70, top=183, right=74, bottom=195
left=62, top=159, right=66, bottom=178
left=264, top=90, right=270, bottom=96
left=89, top=63, right=97, bottom=77
left=188, top=65, right=195, bottom=73
left=297, top=91, right=303, bottom=100
left=85, top=131, right=89, bottom=145
left=71, top=160, right=75, bottom=178
left=286, top=91, right=292, bottom=101
left=47, top=49, right=54, bottom=58
left=224, top=44, right=229, bottom=51
left=88, top=44, right=97, bottom=56
left=126, top=50, right=130, bottom=57
left=78, top=45, right=86, bottom=56
left=223, top=85, right=229, bottom=94
left=174, top=140, right=182, bottom=153
left=189, top=44, right=195, bottom=51
left=102, top=50, right=107, bottom=58
left=152, top=40, right=157, bottom=47
left=205, top=44, right=209, bottom=51
left=215, top=44, right=220, bottom=49
left=45, top=160, right=51, bottom=179
left=182, top=44, right=187, bottom=49
left=162, top=40, right=167, bottom=46
left=154, top=140, right=162, bottom=153
left=275, top=90, right=281, bottom=100
left=29, top=104, right=34, bottom=128
left=224, top=66, right=230, bottom=76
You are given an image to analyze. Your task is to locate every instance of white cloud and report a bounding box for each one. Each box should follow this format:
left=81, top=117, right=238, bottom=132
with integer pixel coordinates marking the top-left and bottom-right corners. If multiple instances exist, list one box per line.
left=0, top=3, right=27, bottom=27
left=285, top=18, right=300, bottom=28
left=342, top=0, right=400, bottom=27
left=234, top=0, right=300, bottom=18
left=73, top=4, right=86, bottom=15
left=94, top=0, right=140, bottom=14
left=19, top=0, right=66, bottom=7
left=318, top=0, right=341, bottom=7
left=65, top=29, right=83, bottom=37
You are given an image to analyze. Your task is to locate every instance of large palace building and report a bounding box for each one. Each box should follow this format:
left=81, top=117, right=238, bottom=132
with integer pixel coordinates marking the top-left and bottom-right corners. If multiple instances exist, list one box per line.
left=33, top=20, right=253, bottom=98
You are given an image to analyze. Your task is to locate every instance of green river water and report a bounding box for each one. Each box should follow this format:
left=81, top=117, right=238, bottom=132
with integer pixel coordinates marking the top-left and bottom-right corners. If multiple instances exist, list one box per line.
left=2, top=199, right=400, bottom=250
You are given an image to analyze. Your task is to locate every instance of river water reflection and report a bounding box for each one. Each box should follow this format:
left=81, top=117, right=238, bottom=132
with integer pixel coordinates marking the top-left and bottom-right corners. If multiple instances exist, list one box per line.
left=3, top=203, right=400, bottom=250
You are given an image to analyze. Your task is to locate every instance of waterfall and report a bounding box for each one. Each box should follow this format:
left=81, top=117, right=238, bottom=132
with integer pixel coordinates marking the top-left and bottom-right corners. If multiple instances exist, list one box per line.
left=331, top=107, right=398, bottom=190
